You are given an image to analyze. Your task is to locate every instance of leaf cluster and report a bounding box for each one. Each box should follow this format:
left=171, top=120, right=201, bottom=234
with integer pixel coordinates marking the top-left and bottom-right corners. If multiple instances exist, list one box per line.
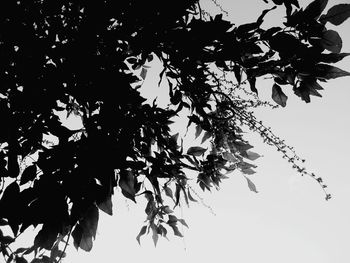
left=0, top=0, right=349, bottom=262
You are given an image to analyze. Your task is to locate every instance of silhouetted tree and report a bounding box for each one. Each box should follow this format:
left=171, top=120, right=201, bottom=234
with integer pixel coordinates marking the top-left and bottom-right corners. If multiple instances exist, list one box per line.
left=0, top=0, right=349, bottom=262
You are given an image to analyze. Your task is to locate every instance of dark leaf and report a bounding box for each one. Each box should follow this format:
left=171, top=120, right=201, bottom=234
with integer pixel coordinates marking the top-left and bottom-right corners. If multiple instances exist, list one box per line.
left=0, top=218, right=8, bottom=226
left=20, top=165, right=37, bottom=185
left=248, top=77, right=258, bottom=94
left=164, top=185, right=173, bottom=199
left=72, top=223, right=93, bottom=252
left=272, top=84, right=288, bottom=107
left=195, top=124, right=202, bottom=139
left=201, top=131, right=212, bottom=144
left=97, top=195, right=113, bottom=216
left=186, top=146, right=207, bottom=156
left=0, top=235, right=15, bottom=244
left=119, top=170, right=136, bottom=202
left=319, top=30, right=342, bottom=53
left=136, top=225, right=147, bottom=245
left=320, top=4, right=350, bottom=25
left=15, top=256, right=27, bottom=263
left=187, top=189, right=197, bottom=202
left=233, top=65, right=241, bottom=84
left=304, top=0, right=328, bottom=19
left=174, top=183, right=181, bottom=208
left=314, top=64, right=350, bottom=79
left=80, top=204, right=99, bottom=240
left=140, top=67, right=147, bottom=80
left=318, top=53, right=350, bottom=63
left=34, top=224, right=58, bottom=250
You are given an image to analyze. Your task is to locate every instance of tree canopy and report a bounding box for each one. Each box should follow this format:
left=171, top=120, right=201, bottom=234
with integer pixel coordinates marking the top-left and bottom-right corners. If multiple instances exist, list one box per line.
left=0, top=0, right=349, bottom=262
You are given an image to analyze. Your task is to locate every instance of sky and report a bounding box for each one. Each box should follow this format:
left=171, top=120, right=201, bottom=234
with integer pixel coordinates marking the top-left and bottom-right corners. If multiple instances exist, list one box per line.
left=52, top=1, right=350, bottom=263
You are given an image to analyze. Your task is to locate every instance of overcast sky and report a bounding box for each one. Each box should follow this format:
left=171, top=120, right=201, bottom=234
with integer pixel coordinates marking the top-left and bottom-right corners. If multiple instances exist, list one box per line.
left=62, top=1, right=350, bottom=263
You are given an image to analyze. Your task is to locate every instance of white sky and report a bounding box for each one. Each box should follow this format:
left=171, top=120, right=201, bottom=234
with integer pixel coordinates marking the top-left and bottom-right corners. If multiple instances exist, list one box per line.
left=58, top=1, right=350, bottom=262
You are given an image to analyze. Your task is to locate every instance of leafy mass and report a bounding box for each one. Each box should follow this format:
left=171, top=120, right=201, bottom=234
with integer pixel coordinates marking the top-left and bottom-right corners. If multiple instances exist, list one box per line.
left=0, top=0, right=349, bottom=262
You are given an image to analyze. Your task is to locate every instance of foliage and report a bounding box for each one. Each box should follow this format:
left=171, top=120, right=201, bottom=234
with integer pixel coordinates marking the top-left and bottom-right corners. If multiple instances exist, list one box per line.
left=0, top=0, right=349, bottom=262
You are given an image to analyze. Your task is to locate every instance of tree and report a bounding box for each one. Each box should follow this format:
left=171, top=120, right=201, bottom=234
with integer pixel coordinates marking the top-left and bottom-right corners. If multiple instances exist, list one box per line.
left=0, top=0, right=349, bottom=262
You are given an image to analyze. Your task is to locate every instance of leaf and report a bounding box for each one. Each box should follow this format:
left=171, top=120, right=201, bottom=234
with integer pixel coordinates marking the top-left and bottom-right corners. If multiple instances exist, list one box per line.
left=81, top=204, right=99, bottom=239
left=151, top=224, right=159, bottom=247
left=318, top=53, right=350, bottom=63
left=140, top=67, right=147, bottom=80
left=186, top=146, right=207, bottom=156
left=0, top=235, right=15, bottom=244
left=177, top=219, right=189, bottom=228
left=169, top=224, right=183, bottom=237
left=72, top=204, right=99, bottom=252
left=233, top=65, right=241, bottom=84
left=14, top=257, right=27, bottom=263
left=34, top=224, right=59, bottom=250
left=187, top=189, right=197, bottom=202
left=245, top=151, right=261, bottom=161
left=164, top=185, right=173, bottom=199
left=272, top=84, right=288, bottom=107
left=0, top=218, right=8, bottom=226
left=168, top=214, right=178, bottom=224
left=157, top=224, right=168, bottom=238
left=20, top=165, right=37, bottom=185
left=195, top=124, right=202, bottom=139
left=97, top=195, right=113, bottom=216
left=314, top=64, right=350, bottom=79
left=304, top=0, right=328, bottom=19
left=174, top=183, right=181, bottom=208
left=201, top=131, right=212, bottom=144
left=248, top=77, right=258, bottom=94
left=244, top=176, right=258, bottom=193
left=72, top=223, right=93, bottom=252
left=162, top=205, right=173, bottom=214
left=136, top=225, right=147, bottom=245
left=319, top=30, right=342, bottom=53
left=119, top=170, right=136, bottom=202
left=320, top=4, right=350, bottom=25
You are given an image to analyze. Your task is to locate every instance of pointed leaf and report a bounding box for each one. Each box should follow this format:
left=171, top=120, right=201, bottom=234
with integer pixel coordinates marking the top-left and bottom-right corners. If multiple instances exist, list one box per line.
left=151, top=224, right=159, bottom=247
left=169, top=224, right=183, bottom=237
left=136, top=225, right=147, bottom=245
left=314, top=64, right=350, bottom=79
left=201, top=131, right=212, bottom=144
left=195, top=125, right=202, bottom=139
left=272, top=84, right=288, bottom=107
left=177, top=219, right=189, bottom=228
left=187, top=189, right=197, bottom=202
left=318, top=53, right=350, bottom=63
left=321, top=4, right=350, bottom=25
left=244, top=176, right=258, bottom=193
left=186, top=146, right=207, bottom=156
left=20, top=165, right=37, bottom=185
left=164, top=185, right=173, bottom=199
left=304, top=0, right=328, bottom=19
